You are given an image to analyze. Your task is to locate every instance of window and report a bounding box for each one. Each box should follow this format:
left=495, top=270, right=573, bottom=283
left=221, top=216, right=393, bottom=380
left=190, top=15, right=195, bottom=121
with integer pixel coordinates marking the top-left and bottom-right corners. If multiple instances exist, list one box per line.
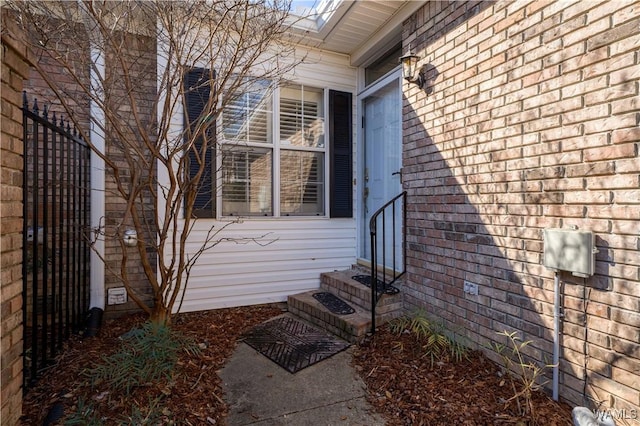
left=222, top=148, right=272, bottom=216
left=279, top=85, right=325, bottom=215
left=365, top=43, right=402, bottom=87
left=279, top=85, right=324, bottom=148
left=184, top=71, right=352, bottom=218
left=221, top=79, right=274, bottom=216
left=222, top=79, right=273, bottom=144
left=280, top=150, right=324, bottom=215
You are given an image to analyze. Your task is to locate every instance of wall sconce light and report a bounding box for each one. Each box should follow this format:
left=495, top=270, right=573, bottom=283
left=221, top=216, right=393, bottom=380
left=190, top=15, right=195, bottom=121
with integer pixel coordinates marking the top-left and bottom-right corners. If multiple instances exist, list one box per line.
left=400, top=52, right=424, bottom=88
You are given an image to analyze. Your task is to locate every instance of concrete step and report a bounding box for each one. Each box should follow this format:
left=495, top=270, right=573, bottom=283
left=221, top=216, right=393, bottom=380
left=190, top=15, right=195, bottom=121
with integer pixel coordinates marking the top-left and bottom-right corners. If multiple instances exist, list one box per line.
left=319, top=269, right=403, bottom=314
left=288, top=291, right=370, bottom=343
left=288, top=289, right=403, bottom=343
left=288, top=266, right=405, bottom=342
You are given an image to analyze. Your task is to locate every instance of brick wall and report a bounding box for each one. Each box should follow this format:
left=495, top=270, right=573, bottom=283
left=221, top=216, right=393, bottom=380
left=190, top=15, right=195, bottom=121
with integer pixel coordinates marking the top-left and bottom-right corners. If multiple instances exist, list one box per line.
left=1, top=10, right=33, bottom=425
left=23, top=19, right=90, bottom=132
left=22, top=20, right=156, bottom=318
left=402, top=0, right=639, bottom=413
left=102, top=30, right=157, bottom=316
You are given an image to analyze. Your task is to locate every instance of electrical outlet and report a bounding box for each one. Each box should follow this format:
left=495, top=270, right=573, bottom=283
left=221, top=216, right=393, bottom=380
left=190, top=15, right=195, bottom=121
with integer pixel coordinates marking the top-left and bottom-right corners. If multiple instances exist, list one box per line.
left=463, top=281, right=479, bottom=295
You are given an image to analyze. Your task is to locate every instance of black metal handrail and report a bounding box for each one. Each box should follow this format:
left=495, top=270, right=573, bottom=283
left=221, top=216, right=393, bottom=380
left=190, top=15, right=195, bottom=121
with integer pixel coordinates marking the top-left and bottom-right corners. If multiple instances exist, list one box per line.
left=370, top=191, right=407, bottom=333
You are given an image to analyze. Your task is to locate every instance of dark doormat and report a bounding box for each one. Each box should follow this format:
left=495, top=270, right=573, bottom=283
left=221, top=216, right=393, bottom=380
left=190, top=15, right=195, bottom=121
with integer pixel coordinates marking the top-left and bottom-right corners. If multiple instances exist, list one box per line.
left=242, top=316, right=350, bottom=373
left=312, top=292, right=355, bottom=315
left=352, top=274, right=400, bottom=295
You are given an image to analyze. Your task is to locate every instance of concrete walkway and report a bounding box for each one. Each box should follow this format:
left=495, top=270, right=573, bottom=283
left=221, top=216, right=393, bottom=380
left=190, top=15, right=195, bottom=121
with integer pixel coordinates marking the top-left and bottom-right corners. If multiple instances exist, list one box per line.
left=219, top=340, right=385, bottom=425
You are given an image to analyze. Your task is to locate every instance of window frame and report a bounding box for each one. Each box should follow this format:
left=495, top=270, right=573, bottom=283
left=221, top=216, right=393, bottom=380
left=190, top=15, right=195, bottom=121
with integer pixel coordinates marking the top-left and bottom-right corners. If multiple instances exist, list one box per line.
left=217, top=82, right=330, bottom=218
left=182, top=70, right=353, bottom=221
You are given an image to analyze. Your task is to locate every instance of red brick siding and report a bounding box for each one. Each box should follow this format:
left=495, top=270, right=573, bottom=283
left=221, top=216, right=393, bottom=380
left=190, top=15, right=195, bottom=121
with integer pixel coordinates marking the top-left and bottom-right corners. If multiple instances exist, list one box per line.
left=102, top=30, right=157, bottom=316
left=402, top=0, right=639, bottom=412
left=23, top=22, right=156, bottom=318
left=1, top=10, right=33, bottom=425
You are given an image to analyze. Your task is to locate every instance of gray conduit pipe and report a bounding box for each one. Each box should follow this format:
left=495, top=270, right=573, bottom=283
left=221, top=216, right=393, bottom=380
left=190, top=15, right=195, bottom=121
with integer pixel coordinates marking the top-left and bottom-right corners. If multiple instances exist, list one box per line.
left=553, top=271, right=560, bottom=401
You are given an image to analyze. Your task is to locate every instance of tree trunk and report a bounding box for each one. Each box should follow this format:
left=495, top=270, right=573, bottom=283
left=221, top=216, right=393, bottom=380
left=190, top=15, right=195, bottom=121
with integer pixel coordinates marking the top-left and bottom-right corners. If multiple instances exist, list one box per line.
left=150, top=304, right=171, bottom=326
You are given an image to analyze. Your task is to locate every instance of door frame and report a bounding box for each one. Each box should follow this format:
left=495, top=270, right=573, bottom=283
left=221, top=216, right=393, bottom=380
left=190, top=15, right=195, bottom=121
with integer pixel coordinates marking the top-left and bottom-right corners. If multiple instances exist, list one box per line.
left=356, top=67, right=403, bottom=264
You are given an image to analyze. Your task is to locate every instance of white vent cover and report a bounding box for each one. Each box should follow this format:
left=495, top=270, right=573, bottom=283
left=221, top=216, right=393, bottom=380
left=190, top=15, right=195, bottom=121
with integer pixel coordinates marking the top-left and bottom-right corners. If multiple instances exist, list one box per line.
left=543, top=228, right=597, bottom=278
left=107, top=287, right=128, bottom=305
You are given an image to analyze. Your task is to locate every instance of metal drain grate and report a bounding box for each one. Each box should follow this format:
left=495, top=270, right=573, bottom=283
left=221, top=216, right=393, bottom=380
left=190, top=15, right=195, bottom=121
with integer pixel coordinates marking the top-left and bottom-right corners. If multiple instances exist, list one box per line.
left=312, top=292, right=355, bottom=315
left=351, top=274, right=400, bottom=295
left=243, top=317, right=350, bottom=373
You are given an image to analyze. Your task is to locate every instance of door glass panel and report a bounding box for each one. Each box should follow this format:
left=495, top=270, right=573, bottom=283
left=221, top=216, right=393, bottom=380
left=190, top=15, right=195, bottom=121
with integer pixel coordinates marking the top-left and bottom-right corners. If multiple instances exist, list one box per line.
left=362, top=80, right=402, bottom=265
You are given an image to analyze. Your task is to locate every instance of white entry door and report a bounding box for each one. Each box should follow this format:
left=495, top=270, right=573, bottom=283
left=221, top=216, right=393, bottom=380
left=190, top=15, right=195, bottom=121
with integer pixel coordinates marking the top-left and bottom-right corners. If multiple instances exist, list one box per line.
left=360, top=76, right=402, bottom=267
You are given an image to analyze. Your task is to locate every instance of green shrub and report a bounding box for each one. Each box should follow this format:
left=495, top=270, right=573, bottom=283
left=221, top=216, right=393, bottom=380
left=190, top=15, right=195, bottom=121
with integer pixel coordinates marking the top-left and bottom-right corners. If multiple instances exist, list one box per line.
left=118, top=396, right=166, bottom=425
left=88, top=321, right=199, bottom=395
left=490, top=330, right=554, bottom=423
left=65, top=395, right=167, bottom=425
left=389, top=310, right=469, bottom=365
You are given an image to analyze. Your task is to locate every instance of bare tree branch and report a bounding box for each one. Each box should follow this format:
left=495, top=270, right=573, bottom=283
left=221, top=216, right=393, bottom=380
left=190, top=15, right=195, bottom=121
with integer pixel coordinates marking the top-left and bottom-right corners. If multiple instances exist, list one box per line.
left=10, top=0, right=304, bottom=324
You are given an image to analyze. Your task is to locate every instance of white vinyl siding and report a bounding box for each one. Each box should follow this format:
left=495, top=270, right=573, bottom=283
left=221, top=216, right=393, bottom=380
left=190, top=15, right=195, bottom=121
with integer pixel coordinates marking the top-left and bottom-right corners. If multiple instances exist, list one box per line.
left=175, top=219, right=356, bottom=312
left=164, top=47, right=357, bottom=313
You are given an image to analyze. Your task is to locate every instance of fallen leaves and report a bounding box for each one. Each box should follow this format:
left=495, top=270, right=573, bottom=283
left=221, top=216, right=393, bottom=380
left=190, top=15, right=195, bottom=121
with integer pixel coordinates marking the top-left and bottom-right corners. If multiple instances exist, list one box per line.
left=20, top=305, right=282, bottom=425
left=21, top=306, right=573, bottom=425
left=352, top=327, right=573, bottom=425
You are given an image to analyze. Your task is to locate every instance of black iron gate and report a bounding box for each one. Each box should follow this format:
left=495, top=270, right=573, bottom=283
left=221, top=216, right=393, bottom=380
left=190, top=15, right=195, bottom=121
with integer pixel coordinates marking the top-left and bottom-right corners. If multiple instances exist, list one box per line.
left=22, top=93, right=91, bottom=386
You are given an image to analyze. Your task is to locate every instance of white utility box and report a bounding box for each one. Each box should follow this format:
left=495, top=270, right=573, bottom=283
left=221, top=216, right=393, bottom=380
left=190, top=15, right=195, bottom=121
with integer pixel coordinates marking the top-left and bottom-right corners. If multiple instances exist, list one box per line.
left=107, top=287, right=128, bottom=305
left=543, top=228, right=597, bottom=278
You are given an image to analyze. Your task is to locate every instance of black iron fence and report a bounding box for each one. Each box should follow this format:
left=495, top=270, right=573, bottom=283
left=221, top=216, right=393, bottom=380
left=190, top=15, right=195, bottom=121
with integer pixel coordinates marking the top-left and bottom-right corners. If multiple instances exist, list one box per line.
left=22, top=93, right=91, bottom=386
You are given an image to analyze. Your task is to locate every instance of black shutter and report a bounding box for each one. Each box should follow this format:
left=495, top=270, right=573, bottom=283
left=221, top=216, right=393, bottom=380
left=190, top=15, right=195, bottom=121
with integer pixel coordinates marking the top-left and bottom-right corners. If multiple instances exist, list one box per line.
left=184, top=68, right=215, bottom=218
left=329, top=90, right=353, bottom=218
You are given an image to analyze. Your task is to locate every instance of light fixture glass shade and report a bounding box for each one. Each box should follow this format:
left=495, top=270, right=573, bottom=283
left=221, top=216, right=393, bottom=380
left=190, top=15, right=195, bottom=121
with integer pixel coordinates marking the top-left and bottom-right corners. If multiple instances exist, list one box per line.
left=400, top=53, right=419, bottom=82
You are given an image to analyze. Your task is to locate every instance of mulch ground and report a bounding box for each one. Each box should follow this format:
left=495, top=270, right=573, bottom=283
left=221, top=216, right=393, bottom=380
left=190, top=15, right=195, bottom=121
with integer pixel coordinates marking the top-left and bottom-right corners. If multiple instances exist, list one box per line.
left=21, top=305, right=283, bottom=425
left=21, top=306, right=573, bottom=425
left=351, top=326, right=573, bottom=426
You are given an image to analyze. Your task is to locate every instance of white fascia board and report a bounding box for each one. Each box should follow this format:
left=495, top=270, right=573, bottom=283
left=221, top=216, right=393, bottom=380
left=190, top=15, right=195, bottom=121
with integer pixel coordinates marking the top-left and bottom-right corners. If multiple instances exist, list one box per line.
left=350, top=0, right=427, bottom=67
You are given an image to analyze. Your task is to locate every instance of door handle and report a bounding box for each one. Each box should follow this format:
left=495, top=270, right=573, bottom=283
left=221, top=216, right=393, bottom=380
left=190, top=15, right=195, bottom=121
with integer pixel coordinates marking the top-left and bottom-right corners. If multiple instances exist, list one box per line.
left=392, top=169, right=402, bottom=183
